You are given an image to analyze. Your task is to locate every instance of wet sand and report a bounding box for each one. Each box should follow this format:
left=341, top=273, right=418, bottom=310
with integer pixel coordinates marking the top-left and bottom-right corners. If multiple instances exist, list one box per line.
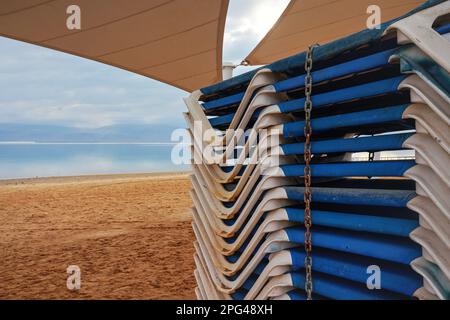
left=0, top=172, right=195, bottom=299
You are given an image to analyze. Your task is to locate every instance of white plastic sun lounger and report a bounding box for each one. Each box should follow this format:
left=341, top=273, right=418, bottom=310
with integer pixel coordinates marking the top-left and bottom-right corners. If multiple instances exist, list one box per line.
left=189, top=1, right=450, bottom=300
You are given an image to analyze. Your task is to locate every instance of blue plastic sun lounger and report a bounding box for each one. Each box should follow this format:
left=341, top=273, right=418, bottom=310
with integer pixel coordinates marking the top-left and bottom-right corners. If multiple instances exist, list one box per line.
left=281, top=161, right=416, bottom=178
left=284, top=187, right=416, bottom=207
left=285, top=207, right=418, bottom=237
left=285, top=226, right=420, bottom=265
left=283, top=104, right=411, bottom=138
left=199, top=7, right=448, bottom=98
left=191, top=1, right=450, bottom=300
left=207, top=77, right=409, bottom=129
left=202, top=49, right=398, bottom=111
left=289, top=272, right=411, bottom=300
left=281, top=133, right=414, bottom=155
left=289, top=249, right=422, bottom=296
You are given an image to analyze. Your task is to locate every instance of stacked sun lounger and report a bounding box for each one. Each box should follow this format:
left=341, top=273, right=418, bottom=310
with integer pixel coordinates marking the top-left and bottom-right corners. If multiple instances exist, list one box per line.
left=185, top=1, right=450, bottom=300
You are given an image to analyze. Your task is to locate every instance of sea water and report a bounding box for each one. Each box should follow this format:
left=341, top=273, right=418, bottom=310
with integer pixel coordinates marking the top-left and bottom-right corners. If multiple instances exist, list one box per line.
left=0, top=143, right=189, bottom=179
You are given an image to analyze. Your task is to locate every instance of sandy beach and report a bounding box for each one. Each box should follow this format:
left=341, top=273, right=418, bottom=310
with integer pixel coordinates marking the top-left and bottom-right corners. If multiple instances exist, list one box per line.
left=0, top=172, right=195, bottom=299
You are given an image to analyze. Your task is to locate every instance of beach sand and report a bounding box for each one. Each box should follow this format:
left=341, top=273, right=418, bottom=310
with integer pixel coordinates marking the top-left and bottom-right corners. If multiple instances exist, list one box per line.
left=0, top=172, right=196, bottom=299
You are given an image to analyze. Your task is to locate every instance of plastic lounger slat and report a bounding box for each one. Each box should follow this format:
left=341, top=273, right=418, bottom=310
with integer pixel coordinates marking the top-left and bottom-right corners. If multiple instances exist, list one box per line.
left=274, top=49, right=396, bottom=92
left=290, top=249, right=421, bottom=295
left=287, top=291, right=308, bottom=300
left=231, top=290, right=247, bottom=300
left=286, top=290, right=327, bottom=300
left=285, top=208, right=418, bottom=237
left=203, top=92, right=246, bottom=111
left=284, top=187, right=417, bottom=207
left=202, top=49, right=397, bottom=111
left=199, top=1, right=444, bottom=97
left=281, top=133, right=413, bottom=155
left=290, top=272, right=410, bottom=300
left=209, top=108, right=262, bottom=128
left=435, top=23, right=450, bottom=35
left=281, top=160, right=416, bottom=178
left=209, top=113, right=235, bottom=127
left=283, top=104, right=409, bottom=138
left=278, top=76, right=406, bottom=113
left=210, top=77, right=408, bottom=128
left=285, top=227, right=421, bottom=264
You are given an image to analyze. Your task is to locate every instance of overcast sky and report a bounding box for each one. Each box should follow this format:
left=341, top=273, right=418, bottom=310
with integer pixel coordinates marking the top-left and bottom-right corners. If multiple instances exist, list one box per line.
left=0, top=0, right=289, bottom=129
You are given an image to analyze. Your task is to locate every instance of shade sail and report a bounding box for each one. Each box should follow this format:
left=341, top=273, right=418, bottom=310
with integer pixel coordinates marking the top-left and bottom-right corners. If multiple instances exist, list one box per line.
left=0, top=0, right=229, bottom=91
left=245, top=0, right=426, bottom=65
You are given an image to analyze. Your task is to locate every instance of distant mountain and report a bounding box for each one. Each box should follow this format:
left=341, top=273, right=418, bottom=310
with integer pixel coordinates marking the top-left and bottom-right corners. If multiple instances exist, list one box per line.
left=0, top=123, right=182, bottom=143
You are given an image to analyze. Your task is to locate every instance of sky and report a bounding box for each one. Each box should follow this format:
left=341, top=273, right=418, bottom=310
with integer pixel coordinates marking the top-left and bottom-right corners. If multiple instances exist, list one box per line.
left=0, top=0, right=290, bottom=131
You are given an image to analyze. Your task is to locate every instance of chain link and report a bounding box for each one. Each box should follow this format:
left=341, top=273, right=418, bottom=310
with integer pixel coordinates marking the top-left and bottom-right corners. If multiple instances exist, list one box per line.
left=303, top=44, right=318, bottom=300
left=369, top=135, right=375, bottom=162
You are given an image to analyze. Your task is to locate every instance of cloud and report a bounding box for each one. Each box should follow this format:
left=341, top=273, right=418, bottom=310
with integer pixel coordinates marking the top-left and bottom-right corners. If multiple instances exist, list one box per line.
left=223, top=0, right=290, bottom=64
left=0, top=37, right=187, bottom=128
left=0, top=0, right=289, bottom=130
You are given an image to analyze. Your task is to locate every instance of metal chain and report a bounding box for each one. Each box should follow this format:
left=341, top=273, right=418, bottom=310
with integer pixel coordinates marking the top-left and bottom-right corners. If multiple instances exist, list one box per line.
left=303, top=44, right=318, bottom=300
left=369, top=135, right=375, bottom=161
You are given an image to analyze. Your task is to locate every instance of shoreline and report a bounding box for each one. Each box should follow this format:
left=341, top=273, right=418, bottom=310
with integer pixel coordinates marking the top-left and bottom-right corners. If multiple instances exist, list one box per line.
left=0, top=171, right=192, bottom=186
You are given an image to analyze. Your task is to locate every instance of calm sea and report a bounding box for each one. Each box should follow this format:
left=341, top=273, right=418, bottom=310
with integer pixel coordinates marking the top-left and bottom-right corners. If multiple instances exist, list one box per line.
left=0, top=143, right=190, bottom=180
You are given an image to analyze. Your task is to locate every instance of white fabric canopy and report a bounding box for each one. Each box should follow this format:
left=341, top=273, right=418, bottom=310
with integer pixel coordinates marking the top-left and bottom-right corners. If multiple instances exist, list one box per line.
left=245, top=0, right=426, bottom=65
left=0, top=0, right=229, bottom=91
